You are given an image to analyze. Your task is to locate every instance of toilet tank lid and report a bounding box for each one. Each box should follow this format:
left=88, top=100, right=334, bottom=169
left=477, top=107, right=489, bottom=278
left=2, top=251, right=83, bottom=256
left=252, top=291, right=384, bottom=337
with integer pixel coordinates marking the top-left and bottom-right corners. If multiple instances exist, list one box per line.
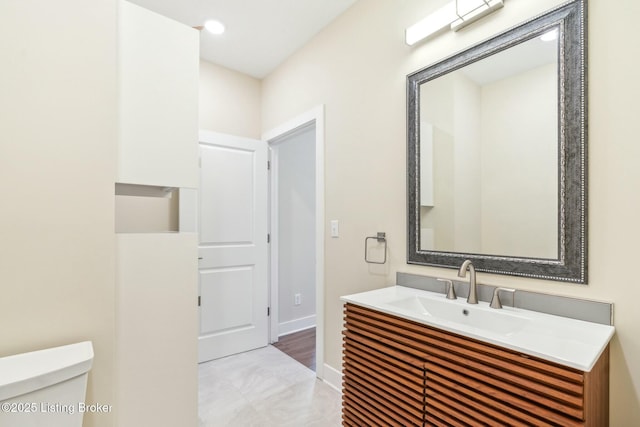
left=0, top=341, right=93, bottom=402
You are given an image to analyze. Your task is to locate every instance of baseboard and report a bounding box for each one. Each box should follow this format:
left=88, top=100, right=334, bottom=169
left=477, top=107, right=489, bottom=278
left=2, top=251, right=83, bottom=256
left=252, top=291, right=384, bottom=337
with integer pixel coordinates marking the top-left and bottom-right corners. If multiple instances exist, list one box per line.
left=278, top=315, right=316, bottom=337
left=322, top=363, right=343, bottom=393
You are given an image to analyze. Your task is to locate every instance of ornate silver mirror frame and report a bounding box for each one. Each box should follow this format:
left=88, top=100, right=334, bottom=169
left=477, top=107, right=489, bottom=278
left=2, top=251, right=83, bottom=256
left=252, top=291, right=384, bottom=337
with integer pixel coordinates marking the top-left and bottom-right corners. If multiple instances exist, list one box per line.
left=407, top=0, right=587, bottom=283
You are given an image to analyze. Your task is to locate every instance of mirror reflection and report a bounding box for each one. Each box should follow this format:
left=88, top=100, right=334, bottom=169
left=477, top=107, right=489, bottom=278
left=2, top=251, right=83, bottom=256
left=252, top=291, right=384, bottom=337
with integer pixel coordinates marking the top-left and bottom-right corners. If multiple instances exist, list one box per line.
left=419, top=33, right=559, bottom=259
left=407, top=0, right=587, bottom=283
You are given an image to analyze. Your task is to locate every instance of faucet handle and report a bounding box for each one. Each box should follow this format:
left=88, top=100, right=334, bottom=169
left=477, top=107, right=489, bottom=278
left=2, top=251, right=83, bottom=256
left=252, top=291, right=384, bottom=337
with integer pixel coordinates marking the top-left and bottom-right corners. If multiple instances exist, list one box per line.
left=490, top=287, right=516, bottom=309
left=437, top=278, right=457, bottom=300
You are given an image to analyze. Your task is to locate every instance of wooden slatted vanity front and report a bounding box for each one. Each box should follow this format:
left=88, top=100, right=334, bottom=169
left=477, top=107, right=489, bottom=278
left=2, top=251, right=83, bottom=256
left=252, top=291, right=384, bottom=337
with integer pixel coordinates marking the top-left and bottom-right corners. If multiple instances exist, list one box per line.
left=342, top=303, right=609, bottom=427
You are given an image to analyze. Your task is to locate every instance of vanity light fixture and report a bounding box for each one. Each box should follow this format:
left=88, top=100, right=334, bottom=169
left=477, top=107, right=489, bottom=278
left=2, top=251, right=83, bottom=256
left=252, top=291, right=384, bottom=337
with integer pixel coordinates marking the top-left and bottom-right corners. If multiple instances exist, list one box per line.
left=406, top=0, right=504, bottom=45
left=406, top=2, right=456, bottom=45
left=451, top=0, right=504, bottom=31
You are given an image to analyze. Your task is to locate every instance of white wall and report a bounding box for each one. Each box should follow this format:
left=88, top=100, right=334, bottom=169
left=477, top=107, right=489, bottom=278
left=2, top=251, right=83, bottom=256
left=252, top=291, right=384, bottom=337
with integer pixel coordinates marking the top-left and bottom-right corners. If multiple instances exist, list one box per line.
left=261, top=0, right=640, bottom=424
left=275, top=126, right=317, bottom=334
left=0, top=1, right=117, bottom=426
left=424, top=128, right=455, bottom=250
left=421, top=74, right=456, bottom=250
left=117, top=0, right=199, bottom=189
left=452, top=73, right=482, bottom=252
left=423, top=63, right=557, bottom=257
left=481, top=63, right=558, bottom=258
left=199, top=60, right=262, bottom=139
left=115, top=233, right=198, bottom=427
left=114, top=5, right=199, bottom=427
left=421, top=72, right=482, bottom=253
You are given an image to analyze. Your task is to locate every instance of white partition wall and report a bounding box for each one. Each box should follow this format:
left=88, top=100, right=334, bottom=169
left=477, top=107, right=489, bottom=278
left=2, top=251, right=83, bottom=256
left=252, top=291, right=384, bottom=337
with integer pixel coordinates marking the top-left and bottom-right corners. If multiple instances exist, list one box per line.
left=114, top=2, right=199, bottom=426
left=117, top=0, right=199, bottom=188
left=115, top=233, right=198, bottom=427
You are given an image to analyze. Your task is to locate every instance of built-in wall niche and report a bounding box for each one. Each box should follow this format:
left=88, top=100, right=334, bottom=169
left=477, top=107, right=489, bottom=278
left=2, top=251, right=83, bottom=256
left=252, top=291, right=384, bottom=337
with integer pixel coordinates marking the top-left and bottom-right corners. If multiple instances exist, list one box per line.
left=115, top=183, right=179, bottom=233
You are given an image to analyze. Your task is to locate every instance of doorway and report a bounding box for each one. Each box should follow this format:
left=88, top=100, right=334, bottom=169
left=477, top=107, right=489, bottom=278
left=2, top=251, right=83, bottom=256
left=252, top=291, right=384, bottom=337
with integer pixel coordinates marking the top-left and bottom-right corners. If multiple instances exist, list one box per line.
left=264, top=106, right=325, bottom=378
left=270, top=124, right=316, bottom=369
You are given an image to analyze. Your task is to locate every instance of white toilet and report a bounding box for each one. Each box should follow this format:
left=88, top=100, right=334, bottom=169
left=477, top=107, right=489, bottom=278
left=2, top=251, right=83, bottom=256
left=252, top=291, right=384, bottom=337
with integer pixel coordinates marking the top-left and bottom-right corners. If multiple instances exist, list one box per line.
left=0, top=341, right=94, bottom=427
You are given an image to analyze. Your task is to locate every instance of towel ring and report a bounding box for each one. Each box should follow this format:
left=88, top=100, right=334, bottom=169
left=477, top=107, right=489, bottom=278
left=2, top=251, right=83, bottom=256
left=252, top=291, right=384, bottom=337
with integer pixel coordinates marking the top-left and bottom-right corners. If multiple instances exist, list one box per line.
left=365, top=232, right=387, bottom=264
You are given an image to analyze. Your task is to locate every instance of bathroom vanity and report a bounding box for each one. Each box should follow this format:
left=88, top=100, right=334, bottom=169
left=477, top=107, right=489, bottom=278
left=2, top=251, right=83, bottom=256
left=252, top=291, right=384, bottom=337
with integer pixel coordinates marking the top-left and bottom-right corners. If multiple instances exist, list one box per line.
left=340, top=286, right=614, bottom=426
left=348, top=0, right=606, bottom=423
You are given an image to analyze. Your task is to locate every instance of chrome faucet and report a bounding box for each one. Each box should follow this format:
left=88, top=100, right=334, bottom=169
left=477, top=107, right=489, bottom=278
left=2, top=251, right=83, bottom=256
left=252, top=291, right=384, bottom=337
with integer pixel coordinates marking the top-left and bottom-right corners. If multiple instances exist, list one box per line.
left=457, top=260, right=478, bottom=304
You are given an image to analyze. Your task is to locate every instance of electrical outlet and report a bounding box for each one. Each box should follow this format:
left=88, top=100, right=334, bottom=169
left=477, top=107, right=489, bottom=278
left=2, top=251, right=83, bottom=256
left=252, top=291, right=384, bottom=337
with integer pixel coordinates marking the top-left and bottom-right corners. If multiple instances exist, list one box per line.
left=294, top=293, right=301, bottom=305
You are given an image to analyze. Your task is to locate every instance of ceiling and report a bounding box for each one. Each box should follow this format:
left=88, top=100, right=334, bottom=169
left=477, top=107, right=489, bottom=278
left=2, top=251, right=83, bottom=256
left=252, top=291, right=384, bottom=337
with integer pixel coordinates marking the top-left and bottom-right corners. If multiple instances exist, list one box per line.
left=461, top=32, right=558, bottom=86
left=127, top=0, right=358, bottom=79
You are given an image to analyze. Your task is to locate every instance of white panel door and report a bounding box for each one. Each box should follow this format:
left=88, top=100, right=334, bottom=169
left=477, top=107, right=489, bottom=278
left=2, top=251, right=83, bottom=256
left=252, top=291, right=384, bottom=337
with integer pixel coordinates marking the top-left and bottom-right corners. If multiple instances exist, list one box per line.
left=198, top=131, right=269, bottom=362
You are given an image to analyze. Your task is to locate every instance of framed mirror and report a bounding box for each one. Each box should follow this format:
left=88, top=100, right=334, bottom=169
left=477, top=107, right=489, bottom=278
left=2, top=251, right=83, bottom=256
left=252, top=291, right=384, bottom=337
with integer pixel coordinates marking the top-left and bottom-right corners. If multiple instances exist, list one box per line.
left=407, top=0, right=587, bottom=283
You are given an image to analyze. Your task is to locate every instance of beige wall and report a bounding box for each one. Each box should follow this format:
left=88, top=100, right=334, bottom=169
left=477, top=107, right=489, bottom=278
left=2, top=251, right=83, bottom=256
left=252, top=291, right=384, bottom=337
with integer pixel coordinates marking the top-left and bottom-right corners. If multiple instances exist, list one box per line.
left=0, top=0, right=117, bottom=426
left=115, top=194, right=179, bottom=233
left=481, top=63, right=558, bottom=257
left=199, top=60, right=262, bottom=139
left=261, top=0, right=640, bottom=424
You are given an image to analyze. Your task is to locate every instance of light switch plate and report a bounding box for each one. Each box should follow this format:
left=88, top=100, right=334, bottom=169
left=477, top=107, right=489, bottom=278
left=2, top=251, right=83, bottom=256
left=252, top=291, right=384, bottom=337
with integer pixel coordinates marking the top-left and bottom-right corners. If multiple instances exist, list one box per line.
left=330, top=220, right=339, bottom=238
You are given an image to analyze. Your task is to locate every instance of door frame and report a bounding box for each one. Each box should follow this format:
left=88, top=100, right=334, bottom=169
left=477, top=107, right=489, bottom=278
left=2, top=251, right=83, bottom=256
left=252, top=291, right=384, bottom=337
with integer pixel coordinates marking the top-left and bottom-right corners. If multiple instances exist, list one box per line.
left=262, top=105, right=325, bottom=379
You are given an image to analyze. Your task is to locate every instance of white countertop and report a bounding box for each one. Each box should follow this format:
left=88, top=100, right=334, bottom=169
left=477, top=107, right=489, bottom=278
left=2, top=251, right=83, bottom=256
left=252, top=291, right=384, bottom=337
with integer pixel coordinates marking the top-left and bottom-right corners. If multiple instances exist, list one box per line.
left=341, top=286, right=615, bottom=371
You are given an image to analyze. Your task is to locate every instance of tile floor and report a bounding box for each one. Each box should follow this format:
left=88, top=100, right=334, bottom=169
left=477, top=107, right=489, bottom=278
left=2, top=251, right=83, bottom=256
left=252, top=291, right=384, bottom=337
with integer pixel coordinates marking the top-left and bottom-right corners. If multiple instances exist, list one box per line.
left=198, top=345, right=342, bottom=426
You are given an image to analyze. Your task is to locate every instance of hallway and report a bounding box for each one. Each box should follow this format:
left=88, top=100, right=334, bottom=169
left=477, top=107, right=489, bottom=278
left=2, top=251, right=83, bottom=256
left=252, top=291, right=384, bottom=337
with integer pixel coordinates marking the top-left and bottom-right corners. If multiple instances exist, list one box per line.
left=273, top=328, right=316, bottom=371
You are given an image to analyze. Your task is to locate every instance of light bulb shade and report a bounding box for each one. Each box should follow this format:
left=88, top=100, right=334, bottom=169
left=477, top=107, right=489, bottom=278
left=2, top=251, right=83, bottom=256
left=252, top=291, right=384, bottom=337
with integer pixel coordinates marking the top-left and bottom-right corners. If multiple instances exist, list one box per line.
left=405, top=2, right=456, bottom=45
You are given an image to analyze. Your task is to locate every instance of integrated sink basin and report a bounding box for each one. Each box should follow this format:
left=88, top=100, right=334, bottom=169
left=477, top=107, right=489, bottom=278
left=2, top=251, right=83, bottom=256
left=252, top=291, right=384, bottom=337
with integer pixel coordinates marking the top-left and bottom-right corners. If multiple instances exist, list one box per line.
left=341, top=285, right=615, bottom=371
left=386, top=295, right=529, bottom=336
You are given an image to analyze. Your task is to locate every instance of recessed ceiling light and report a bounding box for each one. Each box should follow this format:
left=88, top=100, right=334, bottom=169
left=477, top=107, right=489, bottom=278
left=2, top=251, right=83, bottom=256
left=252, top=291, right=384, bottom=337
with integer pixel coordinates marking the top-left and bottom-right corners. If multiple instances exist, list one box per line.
left=204, top=20, right=225, bottom=35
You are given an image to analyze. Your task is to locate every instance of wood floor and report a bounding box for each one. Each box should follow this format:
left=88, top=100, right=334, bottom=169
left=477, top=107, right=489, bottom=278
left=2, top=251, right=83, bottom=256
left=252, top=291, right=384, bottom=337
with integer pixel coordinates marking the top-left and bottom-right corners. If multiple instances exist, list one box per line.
left=273, top=327, right=316, bottom=371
